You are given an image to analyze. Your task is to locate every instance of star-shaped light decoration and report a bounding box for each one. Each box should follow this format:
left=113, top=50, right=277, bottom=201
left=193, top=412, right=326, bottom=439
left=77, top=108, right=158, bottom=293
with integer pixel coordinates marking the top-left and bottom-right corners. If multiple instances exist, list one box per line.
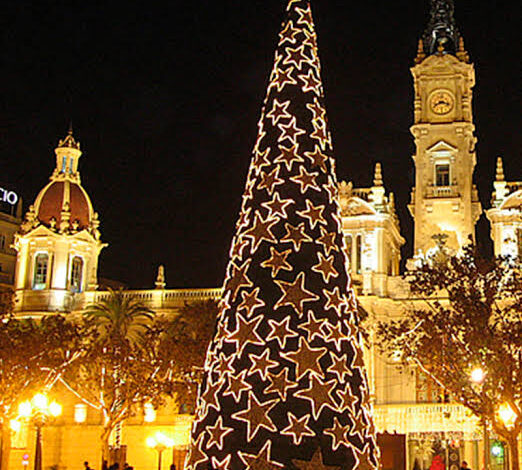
left=325, top=417, right=352, bottom=451
left=312, top=252, right=338, bottom=282
left=186, top=1, right=380, bottom=469
left=224, top=314, right=264, bottom=357
left=297, top=199, right=326, bottom=230
left=261, top=192, right=294, bottom=219
left=238, top=287, right=265, bottom=318
left=275, top=143, right=304, bottom=171
left=281, top=412, right=316, bottom=445
left=274, top=272, right=319, bottom=315
left=265, top=368, right=296, bottom=401
left=206, top=417, right=234, bottom=451
left=249, top=349, right=279, bottom=381
left=281, top=337, right=327, bottom=381
left=231, top=392, right=278, bottom=442
left=294, top=374, right=340, bottom=420
left=266, top=316, right=299, bottom=349
left=223, top=370, right=252, bottom=402
left=267, top=99, right=292, bottom=125
left=261, top=247, right=293, bottom=277
left=280, top=222, right=312, bottom=251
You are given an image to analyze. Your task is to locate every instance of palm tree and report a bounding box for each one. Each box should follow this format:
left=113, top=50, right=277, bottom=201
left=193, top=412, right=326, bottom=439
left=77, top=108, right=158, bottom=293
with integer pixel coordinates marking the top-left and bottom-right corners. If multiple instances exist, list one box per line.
left=84, top=288, right=154, bottom=346
left=83, top=288, right=155, bottom=469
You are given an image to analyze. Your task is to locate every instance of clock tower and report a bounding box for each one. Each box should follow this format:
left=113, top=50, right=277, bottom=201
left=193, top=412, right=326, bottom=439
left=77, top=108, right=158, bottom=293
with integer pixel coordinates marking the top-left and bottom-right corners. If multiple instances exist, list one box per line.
left=408, top=0, right=482, bottom=256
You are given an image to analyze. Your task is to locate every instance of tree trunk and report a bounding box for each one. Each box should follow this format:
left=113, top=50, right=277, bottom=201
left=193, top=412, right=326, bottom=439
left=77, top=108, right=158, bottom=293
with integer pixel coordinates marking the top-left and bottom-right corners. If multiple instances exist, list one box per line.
left=0, top=423, right=11, bottom=470
left=507, top=434, right=520, bottom=470
left=101, top=426, right=112, bottom=470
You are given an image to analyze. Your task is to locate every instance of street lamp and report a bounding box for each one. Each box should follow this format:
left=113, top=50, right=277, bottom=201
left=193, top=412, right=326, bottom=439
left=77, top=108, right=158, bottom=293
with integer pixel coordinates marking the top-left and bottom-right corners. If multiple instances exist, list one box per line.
left=146, top=432, right=175, bottom=470
left=497, top=402, right=517, bottom=430
left=18, top=393, right=62, bottom=470
left=470, top=367, right=489, bottom=470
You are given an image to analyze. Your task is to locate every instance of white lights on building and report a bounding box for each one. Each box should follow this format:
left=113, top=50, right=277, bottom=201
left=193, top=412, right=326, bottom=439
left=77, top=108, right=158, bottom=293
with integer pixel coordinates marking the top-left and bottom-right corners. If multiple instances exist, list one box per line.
left=144, top=403, right=156, bottom=423
left=74, top=404, right=87, bottom=423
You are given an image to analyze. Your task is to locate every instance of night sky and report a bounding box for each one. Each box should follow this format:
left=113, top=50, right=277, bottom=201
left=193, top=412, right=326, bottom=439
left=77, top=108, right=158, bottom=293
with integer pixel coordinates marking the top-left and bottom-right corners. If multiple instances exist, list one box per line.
left=2, top=1, right=521, bottom=289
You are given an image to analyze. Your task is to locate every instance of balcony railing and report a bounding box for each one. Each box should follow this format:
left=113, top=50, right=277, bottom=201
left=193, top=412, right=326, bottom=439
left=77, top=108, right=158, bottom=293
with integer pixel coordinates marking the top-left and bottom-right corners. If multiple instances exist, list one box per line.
left=426, top=185, right=460, bottom=198
left=81, top=287, right=223, bottom=312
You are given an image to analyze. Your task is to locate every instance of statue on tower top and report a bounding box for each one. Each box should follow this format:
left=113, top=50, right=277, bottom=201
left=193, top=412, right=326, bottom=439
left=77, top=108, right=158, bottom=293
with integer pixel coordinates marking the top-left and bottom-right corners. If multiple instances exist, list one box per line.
left=422, top=0, right=462, bottom=56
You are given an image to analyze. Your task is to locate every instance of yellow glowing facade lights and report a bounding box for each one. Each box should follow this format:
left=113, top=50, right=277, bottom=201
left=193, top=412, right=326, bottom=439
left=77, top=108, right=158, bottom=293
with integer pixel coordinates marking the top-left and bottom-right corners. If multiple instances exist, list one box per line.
left=497, top=403, right=517, bottom=429
left=18, top=401, right=32, bottom=418
left=470, top=367, right=486, bottom=384
left=74, top=404, right=87, bottom=423
left=32, top=393, right=48, bottom=410
left=10, top=419, right=21, bottom=432
left=144, top=403, right=156, bottom=423
left=146, top=431, right=175, bottom=450
left=49, top=401, right=62, bottom=417
left=18, top=393, right=62, bottom=419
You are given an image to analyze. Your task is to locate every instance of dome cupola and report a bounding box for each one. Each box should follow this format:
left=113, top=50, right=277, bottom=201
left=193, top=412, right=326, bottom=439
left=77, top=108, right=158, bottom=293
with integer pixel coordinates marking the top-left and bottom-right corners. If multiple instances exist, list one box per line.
left=21, top=127, right=100, bottom=237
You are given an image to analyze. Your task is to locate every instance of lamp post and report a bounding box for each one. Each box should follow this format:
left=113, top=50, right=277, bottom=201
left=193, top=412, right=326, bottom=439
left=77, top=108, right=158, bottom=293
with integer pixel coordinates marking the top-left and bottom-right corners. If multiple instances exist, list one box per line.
left=18, top=394, right=62, bottom=470
left=470, top=367, right=489, bottom=470
left=497, top=402, right=517, bottom=470
left=146, top=432, right=174, bottom=470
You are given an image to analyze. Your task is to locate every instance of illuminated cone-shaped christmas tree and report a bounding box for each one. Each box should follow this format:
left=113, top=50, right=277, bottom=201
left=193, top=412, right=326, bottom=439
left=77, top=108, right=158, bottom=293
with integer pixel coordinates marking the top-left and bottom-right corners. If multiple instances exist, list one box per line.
left=186, top=1, right=380, bottom=469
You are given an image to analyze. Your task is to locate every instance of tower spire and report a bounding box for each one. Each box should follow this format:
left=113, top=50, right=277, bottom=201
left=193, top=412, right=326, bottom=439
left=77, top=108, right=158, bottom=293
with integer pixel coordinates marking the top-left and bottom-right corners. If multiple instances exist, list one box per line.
left=185, top=1, right=379, bottom=469
left=422, top=0, right=462, bottom=56
left=495, top=156, right=505, bottom=182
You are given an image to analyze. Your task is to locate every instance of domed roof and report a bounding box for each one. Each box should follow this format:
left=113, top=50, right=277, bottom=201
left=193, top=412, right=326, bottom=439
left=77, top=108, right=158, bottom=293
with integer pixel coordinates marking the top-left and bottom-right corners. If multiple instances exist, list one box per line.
left=36, top=180, right=93, bottom=230
left=21, top=129, right=99, bottom=235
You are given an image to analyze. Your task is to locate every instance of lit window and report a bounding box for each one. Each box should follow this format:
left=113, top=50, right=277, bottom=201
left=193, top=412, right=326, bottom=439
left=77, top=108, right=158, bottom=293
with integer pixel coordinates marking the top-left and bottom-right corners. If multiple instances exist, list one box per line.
left=74, top=404, right=87, bottom=423
left=435, top=164, right=450, bottom=186
left=70, top=257, right=83, bottom=293
left=33, top=253, right=49, bottom=290
left=144, top=403, right=156, bottom=423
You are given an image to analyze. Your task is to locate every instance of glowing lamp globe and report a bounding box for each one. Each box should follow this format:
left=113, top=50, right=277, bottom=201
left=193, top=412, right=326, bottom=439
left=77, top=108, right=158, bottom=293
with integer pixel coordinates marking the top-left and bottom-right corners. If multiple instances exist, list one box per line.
left=470, top=367, right=486, bottom=384
left=498, top=403, right=517, bottom=429
left=32, top=393, right=48, bottom=410
left=10, top=419, right=21, bottom=432
left=18, top=401, right=32, bottom=418
left=49, top=401, right=62, bottom=417
left=491, top=443, right=503, bottom=457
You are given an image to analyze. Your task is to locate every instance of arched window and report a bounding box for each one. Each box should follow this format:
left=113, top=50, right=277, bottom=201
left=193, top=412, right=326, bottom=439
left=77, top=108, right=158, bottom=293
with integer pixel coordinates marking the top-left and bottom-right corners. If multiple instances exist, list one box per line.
left=70, top=256, right=83, bottom=293
left=33, top=253, right=49, bottom=290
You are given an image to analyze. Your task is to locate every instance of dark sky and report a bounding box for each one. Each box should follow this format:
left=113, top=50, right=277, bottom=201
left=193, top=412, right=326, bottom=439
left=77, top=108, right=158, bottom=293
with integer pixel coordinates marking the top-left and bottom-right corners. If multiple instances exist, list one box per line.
left=2, top=1, right=521, bottom=289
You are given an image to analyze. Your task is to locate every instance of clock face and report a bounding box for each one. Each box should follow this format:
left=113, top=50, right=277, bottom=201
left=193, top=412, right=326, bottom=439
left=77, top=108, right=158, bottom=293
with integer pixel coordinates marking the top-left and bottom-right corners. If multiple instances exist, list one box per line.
left=430, top=90, right=454, bottom=114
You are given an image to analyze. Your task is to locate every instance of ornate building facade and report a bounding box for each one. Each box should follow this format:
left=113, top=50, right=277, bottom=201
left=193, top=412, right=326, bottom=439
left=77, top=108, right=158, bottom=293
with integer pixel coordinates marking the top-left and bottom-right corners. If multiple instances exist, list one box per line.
left=6, top=1, right=521, bottom=470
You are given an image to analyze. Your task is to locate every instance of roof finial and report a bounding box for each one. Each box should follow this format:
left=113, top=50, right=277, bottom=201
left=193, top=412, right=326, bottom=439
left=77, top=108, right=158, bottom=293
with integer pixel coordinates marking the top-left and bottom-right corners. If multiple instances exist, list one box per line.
left=456, top=36, right=470, bottom=62
left=58, top=125, right=80, bottom=150
left=155, top=265, right=166, bottom=289
left=373, top=162, right=384, bottom=187
left=495, top=157, right=505, bottom=182
left=415, top=38, right=427, bottom=64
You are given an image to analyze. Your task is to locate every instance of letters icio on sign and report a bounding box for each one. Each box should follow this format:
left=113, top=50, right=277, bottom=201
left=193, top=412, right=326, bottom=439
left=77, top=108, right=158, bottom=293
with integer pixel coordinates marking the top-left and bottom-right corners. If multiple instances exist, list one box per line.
left=0, top=188, right=19, bottom=205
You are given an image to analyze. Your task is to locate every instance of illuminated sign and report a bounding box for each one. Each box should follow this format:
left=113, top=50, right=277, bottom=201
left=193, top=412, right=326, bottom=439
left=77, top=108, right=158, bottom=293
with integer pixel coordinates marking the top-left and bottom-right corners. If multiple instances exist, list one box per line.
left=0, top=188, right=19, bottom=205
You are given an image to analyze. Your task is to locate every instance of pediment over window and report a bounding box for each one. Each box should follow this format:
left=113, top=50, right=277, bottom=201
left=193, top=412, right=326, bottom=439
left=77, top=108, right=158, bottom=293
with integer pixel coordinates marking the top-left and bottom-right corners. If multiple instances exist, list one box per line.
left=340, top=197, right=377, bottom=217
left=500, top=190, right=522, bottom=211
left=427, top=140, right=458, bottom=154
